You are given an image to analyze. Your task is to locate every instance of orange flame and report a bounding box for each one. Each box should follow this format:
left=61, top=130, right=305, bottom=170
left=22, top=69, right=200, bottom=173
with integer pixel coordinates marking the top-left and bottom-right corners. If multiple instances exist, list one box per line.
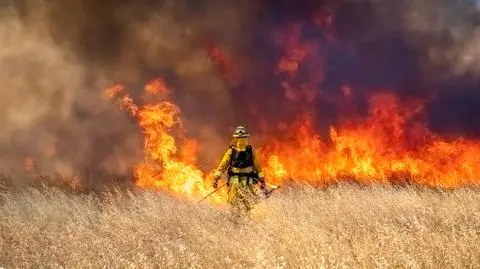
left=261, top=93, right=480, bottom=188
left=106, top=77, right=480, bottom=207
left=107, top=79, right=225, bottom=203
left=257, top=17, right=479, bottom=188
left=104, top=78, right=480, bottom=208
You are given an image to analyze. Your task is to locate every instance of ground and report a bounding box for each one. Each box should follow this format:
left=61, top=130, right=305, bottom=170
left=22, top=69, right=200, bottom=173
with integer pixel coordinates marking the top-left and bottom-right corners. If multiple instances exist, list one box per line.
left=1, top=182, right=480, bottom=268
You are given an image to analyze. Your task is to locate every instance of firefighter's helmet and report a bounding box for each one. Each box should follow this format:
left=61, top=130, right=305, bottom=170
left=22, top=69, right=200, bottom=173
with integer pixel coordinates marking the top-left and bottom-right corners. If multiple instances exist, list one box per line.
left=232, top=126, right=249, bottom=138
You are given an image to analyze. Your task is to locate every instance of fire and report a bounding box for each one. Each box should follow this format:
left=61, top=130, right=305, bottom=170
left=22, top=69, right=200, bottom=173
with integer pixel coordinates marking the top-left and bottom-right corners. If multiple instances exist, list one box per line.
left=105, top=76, right=480, bottom=206
left=106, top=80, right=225, bottom=203
left=101, top=13, right=480, bottom=203
left=261, top=93, right=480, bottom=188
left=105, top=78, right=480, bottom=205
left=257, top=17, right=478, bottom=188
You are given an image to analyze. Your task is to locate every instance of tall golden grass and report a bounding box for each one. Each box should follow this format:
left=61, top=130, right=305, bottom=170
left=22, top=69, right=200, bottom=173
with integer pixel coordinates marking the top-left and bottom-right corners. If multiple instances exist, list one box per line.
left=1, top=182, right=480, bottom=268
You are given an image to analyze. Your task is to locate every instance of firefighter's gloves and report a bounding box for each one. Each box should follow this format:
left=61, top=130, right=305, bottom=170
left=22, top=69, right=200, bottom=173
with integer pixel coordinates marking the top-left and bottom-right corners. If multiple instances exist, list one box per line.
left=213, top=175, right=221, bottom=189
left=259, top=177, right=268, bottom=194
left=260, top=181, right=267, bottom=194
left=212, top=171, right=222, bottom=189
left=258, top=172, right=266, bottom=190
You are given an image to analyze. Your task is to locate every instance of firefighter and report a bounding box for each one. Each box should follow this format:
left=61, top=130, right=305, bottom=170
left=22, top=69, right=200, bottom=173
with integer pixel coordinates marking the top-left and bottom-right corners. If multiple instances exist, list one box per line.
left=212, top=126, right=267, bottom=215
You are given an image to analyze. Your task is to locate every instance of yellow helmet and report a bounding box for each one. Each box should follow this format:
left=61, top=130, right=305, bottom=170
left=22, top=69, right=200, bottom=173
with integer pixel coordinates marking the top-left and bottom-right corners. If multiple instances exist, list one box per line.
left=233, top=126, right=249, bottom=138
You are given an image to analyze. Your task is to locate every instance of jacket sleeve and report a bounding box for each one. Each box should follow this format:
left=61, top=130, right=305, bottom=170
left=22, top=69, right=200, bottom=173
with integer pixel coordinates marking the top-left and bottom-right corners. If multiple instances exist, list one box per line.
left=253, top=149, right=265, bottom=180
left=213, top=147, right=232, bottom=178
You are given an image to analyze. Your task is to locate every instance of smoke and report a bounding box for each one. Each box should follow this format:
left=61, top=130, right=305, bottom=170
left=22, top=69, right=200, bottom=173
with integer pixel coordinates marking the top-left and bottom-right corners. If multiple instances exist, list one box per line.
left=0, top=2, right=141, bottom=184
left=262, top=0, right=480, bottom=137
left=365, top=0, right=480, bottom=136
left=0, top=0, right=267, bottom=185
left=359, top=0, right=480, bottom=80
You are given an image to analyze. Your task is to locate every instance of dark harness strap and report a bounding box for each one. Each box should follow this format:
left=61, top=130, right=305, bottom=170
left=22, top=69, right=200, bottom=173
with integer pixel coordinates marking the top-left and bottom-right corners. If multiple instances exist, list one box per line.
left=227, top=171, right=257, bottom=177
left=227, top=145, right=258, bottom=186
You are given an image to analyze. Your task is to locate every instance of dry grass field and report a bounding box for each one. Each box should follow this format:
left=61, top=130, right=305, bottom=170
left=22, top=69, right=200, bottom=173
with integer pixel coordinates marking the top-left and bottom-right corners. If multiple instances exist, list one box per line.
left=1, top=182, right=480, bottom=268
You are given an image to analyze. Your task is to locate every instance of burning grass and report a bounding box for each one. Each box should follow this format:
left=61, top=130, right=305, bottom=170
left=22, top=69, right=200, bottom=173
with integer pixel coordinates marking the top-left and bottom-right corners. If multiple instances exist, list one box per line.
left=1, top=182, right=480, bottom=268
left=100, top=78, right=480, bottom=206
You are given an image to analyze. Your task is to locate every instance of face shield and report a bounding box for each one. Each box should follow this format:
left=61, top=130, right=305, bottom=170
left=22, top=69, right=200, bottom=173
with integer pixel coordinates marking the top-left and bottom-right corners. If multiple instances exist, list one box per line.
left=231, top=137, right=249, bottom=150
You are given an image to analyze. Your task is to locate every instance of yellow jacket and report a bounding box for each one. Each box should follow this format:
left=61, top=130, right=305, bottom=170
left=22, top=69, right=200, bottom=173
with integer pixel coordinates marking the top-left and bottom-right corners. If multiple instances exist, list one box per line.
left=213, top=143, right=264, bottom=179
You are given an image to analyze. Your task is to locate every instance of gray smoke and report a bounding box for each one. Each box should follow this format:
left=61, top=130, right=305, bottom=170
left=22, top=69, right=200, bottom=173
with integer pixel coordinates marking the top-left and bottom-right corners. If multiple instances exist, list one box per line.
left=0, top=3, right=140, bottom=184
left=368, top=0, right=480, bottom=79
left=0, top=0, right=260, bottom=186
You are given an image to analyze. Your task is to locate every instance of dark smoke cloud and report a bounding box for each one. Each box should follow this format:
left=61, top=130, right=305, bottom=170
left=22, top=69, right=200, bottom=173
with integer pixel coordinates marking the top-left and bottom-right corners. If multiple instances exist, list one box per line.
left=255, top=0, right=480, bottom=137
left=335, top=0, right=480, bottom=136
left=0, top=0, right=265, bottom=185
